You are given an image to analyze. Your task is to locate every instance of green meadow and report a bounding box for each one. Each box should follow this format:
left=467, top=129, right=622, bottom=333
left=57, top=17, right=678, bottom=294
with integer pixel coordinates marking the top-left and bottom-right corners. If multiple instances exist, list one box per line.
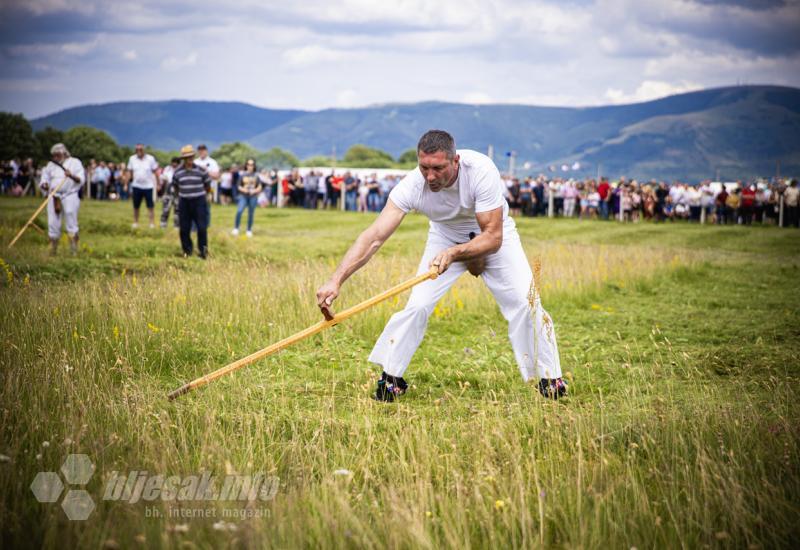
left=1, top=197, right=798, bottom=548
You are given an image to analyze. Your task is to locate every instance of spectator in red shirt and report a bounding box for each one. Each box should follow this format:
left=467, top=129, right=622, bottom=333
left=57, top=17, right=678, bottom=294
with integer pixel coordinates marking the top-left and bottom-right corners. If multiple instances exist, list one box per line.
left=715, top=186, right=729, bottom=224
left=597, top=178, right=610, bottom=219
left=740, top=183, right=756, bottom=225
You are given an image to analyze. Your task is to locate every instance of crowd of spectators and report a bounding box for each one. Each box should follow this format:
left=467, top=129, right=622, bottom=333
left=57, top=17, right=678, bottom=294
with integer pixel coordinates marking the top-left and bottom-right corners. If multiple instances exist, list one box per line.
left=218, top=166, right=402, bottom=212
left=2, top=156, right=798, bottom=228
left=1, top=158, right=36, bottom=197
left=501, top=175, right=800, bottom=226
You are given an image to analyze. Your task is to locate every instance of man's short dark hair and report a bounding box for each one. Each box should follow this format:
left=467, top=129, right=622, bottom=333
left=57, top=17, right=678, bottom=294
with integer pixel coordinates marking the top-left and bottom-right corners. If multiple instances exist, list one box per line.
left=417, top=130, right=456, bottom=159
left=198, top=144, right=207, bottom=151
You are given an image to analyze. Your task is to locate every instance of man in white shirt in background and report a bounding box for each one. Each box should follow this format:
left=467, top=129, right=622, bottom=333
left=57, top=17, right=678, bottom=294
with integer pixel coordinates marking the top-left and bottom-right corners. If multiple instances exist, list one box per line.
left=39, top=143, right=85, bottom=255
left=784, top=179, right=799, bottom=228
left=687, top=184, right=703, bottom=222
left=127, top=143, right=159, bottom=229
left=379, top=175, right=392, bottom=210
left=91, top=161, right=110, bottom=200
left=700, top=181, right=715, bottom=220
left=193, top=144, right=219, bottom=227
left=316, top=130, right=565, bottom=402
left=316, top=170, right=327, bottom=208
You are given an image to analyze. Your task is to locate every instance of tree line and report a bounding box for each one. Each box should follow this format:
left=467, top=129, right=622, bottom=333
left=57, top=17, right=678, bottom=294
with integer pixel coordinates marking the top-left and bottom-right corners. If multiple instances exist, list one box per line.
left=0, top=112, right=417, bottom=169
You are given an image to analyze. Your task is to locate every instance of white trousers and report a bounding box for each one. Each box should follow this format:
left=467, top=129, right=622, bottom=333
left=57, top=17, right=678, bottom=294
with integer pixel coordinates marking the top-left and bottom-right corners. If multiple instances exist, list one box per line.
left=368, top=229, right=562, bottom=382
left=563, top=197, right=576, bottom=218
left=47, top=194, right=80, bottom=239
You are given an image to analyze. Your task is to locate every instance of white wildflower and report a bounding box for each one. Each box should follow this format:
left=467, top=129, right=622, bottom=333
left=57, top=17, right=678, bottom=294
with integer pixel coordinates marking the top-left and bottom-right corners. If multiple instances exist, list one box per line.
left=212, top=520, right=238, bottom=532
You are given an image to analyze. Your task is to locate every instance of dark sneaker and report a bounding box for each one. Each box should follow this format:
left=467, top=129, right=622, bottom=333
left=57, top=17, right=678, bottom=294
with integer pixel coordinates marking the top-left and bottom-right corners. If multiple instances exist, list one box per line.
left=374, top=371, right=408, bottom=402
left=538, top=377, right=568, bottom=400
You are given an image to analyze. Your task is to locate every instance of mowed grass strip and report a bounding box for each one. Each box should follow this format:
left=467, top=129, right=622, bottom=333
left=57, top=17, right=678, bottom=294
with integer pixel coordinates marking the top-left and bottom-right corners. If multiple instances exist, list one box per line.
left=0, top=198, right=798, bottom=549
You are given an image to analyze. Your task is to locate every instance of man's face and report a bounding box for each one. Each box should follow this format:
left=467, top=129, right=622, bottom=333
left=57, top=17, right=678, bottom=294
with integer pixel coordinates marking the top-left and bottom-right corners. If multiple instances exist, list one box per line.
left=183, top=157, right=194, bottom=169
left=52, top=152, right=64, bottom=164
left=418, top=150, right=459, bottom=192
left=199, top=149, right=208, bottom=159
left=135, top=146, right=144, bottom=158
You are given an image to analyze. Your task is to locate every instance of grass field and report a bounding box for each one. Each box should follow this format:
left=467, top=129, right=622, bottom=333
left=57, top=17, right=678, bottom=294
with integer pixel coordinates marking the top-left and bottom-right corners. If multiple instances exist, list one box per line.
left=1, top=197, right=799, bottom=549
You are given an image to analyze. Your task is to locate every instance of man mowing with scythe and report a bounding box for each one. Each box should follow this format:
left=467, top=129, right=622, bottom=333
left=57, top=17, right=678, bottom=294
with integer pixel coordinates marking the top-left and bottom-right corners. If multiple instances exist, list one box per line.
left=316, top=130, right=566, bottom=402
left=39, top=143, right=85, bottom=256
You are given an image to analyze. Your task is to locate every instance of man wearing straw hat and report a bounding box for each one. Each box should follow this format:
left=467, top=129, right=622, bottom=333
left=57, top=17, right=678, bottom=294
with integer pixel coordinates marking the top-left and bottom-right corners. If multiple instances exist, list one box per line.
left=39, top=143, right=85, bottom=255
left=317, top=130, right=566, bottom=402
left=172, top=145, right=212, bottom=259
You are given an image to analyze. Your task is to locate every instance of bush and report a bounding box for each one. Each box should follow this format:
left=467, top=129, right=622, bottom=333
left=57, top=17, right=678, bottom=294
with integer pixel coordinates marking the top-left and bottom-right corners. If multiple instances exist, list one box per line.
left=342, top=144, right=394, bottom=168
left=34, top=126, right=65, bottom=162
left=397, top=148, right=417, bottom=165
left=63, top=126, right=121, bottom=162
left=211, top=142, right=261, bottom=168
left=301, top=155, right=336, bottom=167
left=0, top=112, right=37, bottom=160
left=257, top=147, right=300, bottom=170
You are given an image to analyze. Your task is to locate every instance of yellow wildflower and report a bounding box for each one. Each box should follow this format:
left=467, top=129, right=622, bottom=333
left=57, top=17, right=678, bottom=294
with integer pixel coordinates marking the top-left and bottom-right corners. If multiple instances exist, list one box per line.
left=0, top=257, right=13, bottom=286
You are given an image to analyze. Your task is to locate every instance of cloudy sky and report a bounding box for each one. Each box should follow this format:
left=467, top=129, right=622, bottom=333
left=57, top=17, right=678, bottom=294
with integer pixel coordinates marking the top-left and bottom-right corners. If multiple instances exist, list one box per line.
left=1, top=0, right=799, bottom=118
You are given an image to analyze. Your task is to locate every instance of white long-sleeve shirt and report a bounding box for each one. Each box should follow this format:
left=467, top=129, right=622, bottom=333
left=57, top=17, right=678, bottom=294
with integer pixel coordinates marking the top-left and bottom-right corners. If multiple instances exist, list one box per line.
left=40, top=158, right=85, bottom=197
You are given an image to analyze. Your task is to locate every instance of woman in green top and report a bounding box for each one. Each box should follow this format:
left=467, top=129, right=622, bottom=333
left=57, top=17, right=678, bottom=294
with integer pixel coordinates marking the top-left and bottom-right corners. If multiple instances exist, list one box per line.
left=232, top=159, right=263, bottom=237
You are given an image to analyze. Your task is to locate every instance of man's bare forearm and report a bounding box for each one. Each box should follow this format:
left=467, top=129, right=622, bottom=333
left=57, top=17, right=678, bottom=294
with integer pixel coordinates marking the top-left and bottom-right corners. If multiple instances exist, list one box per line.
left=330, top=230, right=384, bottom=286
left=449, top=231, right=502, bottom=262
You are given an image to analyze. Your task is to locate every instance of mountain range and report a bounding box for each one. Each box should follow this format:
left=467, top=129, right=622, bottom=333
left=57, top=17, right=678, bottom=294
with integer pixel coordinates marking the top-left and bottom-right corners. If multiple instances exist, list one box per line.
left=30, top=85, right=800, bottom=181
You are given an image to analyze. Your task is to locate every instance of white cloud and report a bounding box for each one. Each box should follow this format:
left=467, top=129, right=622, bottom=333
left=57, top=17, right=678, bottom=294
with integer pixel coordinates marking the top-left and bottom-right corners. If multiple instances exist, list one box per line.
left=462, top=92, right=493, bottom=104
left=61, top=36, right=100, bottom=55
left=0, top=78, right=66, bottom=92
left=13, top=0, right=96, bottom=16
left=282, top=45, right=344, bottom=67
left=280, top=0, right=482, bottom=27
left=504, top=1, right=591, bottom=36
left=2, top=0, right=799, bottom=117
left=7, top=35, right=101, bottom=57
left=160, top=52, right=198, bottom=71
left=388, top=29, right=496, bottom=52
left=604, top=80, right=702, bottom=104
left=643, top=51, right=785, bottom=78
left=336, top=89, right=358, bottom=107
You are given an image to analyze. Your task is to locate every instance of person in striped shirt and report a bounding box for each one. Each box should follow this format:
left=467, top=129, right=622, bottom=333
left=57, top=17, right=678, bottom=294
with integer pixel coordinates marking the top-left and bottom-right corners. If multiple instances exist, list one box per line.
left=172, top=145, right=211, bottom=259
